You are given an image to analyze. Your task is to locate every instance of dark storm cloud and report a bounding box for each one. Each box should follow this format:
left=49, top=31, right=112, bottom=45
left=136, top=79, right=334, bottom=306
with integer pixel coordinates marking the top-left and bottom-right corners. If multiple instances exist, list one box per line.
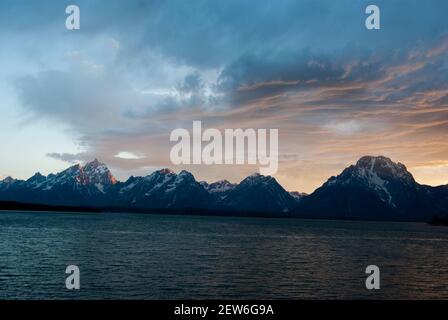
left=3, top=0, right=448, bottom=190
left=90, top=0, right=448, bottom=69
left=9, top=0, right=448, bottom=118
left=3, top=0, right=447, bottom=69
left=14, top=67, right=137, bottom=132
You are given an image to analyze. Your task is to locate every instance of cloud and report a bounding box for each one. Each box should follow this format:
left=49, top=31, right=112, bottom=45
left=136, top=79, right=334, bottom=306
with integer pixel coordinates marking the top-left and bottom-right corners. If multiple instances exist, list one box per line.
left=4, top=0, right=448, bottom=191
left=177, top=71, right=204, bottom=94
left=115, top=151, right=145, bottom=160
left=46, top=152, right=86, bottom=163
left=15, top=66, right=135, bottom=133
left=215, top=48, right=387, bottom=106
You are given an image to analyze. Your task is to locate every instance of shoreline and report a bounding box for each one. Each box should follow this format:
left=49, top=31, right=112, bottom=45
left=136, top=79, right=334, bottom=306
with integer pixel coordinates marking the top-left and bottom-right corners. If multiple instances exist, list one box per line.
left=0, top=200, right=431, bottom=224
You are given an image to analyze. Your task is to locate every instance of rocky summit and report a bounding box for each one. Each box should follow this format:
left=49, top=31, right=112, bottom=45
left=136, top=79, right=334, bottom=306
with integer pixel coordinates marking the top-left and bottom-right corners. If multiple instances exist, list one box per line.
left=1, top=156, right=447, bottom=221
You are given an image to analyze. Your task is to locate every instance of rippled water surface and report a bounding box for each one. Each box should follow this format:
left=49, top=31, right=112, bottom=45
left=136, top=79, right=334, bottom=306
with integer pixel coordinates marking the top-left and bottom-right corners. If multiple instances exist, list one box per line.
left=1, top=211, right=447, bottom=299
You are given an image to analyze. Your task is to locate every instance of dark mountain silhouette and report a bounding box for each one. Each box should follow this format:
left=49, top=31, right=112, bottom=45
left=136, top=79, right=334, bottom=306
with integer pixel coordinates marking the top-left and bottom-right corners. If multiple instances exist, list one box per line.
left=112, top=169, right=213, bottom=209
left=1, top=156, right=447, bottom=221
left=296, top=156, right=448, bottom=221
left=221, top=173, right=298, bottom=213
left=0, top=159, right=116, bottom=206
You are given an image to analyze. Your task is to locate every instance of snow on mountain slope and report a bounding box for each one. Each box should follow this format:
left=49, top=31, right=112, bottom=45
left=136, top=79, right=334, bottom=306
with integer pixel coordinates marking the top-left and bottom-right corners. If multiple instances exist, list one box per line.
left=223, top=173, right=297, bottom=213
left=32, top=159, right=117, bottom=195
left=2, top=156, right=446, bottom=221
left=297, top=156, right=448, bottom=220
left=113, top=169, right=212, bottom=209
left=200, top=180, right=237, bottom=202
left=324, top=156, right=416, bottom=206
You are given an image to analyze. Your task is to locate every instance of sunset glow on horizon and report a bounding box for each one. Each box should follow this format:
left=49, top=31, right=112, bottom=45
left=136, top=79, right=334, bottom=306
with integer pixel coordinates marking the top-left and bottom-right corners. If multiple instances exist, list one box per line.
left=0, top=0, right=447, bottom=194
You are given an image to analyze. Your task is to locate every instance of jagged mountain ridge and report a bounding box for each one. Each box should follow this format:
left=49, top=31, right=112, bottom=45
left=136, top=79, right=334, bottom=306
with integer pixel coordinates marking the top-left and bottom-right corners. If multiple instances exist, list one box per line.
left=221, top=173, right=298, bottom=213
left=0, top=159, right=117, bottom=206
left=1, top=156, right=448, bottom=220
left=0, top=159, right=294, bottom=213
left=114, top=169, right=213, bottom=209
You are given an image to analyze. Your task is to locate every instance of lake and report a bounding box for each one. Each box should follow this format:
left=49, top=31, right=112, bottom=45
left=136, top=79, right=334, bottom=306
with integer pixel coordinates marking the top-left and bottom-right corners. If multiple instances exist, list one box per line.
left=0, top=211, right=447, bottom=299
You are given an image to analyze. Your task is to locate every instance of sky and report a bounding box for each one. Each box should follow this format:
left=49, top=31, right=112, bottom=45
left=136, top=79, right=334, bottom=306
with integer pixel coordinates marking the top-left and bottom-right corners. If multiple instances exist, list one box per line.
left=0, top=0, right=448, bottom=193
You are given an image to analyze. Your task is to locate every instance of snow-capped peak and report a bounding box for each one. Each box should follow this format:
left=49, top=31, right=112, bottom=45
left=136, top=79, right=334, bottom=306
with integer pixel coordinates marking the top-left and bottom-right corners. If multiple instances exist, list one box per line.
left=145, top=169, right=175, bottom=182
left=0, top=176, right=18, bottom=191
left=355, top=156, right=415, bottom=183
left=176, top=170, right=195, bottom=182
left=26, top=172, right=47, bottom=189
left=26, top=159, right=117, bottom=192
left=0, top=176, right=16, bottom=184
left=325, top=155, right=417, bottom=206
left=82, top=159, right=117, bottom=185
left=29, top=172, right=45, bottom=179
left=241, top=173, right=274, bottom=186
left=159, top=168, right=174, bottom=175
left=289, top=191, right=307, bottom=201
left=203, top=180, right=236, bottom=194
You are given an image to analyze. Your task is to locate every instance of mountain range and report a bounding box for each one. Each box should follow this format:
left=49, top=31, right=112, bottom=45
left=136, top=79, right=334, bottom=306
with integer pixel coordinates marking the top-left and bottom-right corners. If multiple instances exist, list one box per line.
left=1, top=156, right=447, bottom=221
